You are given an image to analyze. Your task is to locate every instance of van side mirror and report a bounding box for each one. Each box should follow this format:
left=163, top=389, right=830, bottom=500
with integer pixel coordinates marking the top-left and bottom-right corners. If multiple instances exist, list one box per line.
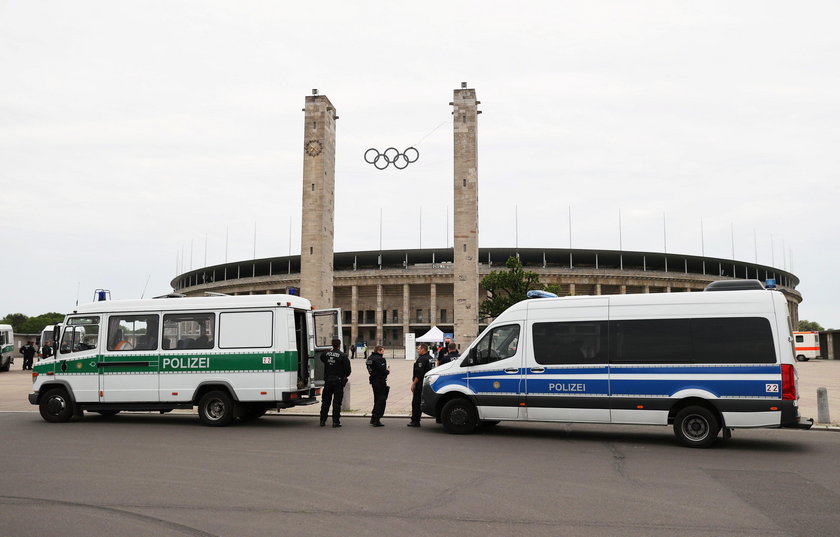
left=53, top=324, right=61, bottom=345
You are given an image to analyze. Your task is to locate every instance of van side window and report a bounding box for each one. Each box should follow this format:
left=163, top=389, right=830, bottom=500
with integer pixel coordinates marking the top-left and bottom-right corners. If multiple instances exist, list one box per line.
left=60, top=317, right=100, bottom=355
left=108, top=315, right=159, bottom=351
left=611, top=317, right=776, bottom=364
left=219, top=311, right=273, bottom=349
left=611, top=319, right=692, bottom=364
left=163, top=313, right=215, bottom=350
left=692, top=317, right=775, bottom=364
left=470, top=324, right=520, bottom=366
left=0, top=331, right=6, bottom=345
left=533, top=321, right=608, bottom=365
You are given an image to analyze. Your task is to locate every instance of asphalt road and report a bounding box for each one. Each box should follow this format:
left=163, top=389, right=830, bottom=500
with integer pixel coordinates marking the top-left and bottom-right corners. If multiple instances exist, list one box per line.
left=1, top=412, right=838, bottom=537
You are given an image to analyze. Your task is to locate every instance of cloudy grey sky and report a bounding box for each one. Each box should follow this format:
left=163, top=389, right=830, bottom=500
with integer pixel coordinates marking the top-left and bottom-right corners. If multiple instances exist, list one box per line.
left=1, top=1, right=838, bottom=327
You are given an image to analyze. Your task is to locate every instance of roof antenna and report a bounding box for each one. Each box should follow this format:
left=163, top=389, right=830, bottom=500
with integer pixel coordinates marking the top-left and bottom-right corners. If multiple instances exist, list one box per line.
left=140, top=274, right=151, bottom=298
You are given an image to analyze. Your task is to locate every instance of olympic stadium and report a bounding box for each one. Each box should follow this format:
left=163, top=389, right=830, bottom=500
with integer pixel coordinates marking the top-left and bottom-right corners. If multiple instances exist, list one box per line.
left=170, top=85, right=802, bottom=348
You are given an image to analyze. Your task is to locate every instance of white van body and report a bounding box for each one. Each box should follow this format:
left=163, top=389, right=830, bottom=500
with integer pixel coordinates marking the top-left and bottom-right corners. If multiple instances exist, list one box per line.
left=422, top=289, right=811, bottom=447
left=0, top=324, right=14, bottom=372
left=792, top=331, right=820, bottom=361
left=30, top=294, right=341, bottom=425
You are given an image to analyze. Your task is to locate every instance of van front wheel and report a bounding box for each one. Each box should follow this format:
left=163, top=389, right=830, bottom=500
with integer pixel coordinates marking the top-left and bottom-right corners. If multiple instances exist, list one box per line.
left=674, top=406, right=720, bottom=448
left=39, top=388, right=75, bottom=423
left=198, top=390, right=236, bottom=426
left=441, top=398, right=478, bottom=434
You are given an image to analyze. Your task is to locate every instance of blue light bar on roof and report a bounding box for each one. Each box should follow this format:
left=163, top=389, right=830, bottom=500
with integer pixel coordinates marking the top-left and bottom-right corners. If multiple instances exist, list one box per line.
left=526, top=290, right=558, bottom=299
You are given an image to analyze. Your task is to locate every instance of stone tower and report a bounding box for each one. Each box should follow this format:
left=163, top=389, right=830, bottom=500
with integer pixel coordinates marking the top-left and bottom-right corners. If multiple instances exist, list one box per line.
left=451, top=83, right=480, bottom=341
left=299, top=91, right=337, bottom=309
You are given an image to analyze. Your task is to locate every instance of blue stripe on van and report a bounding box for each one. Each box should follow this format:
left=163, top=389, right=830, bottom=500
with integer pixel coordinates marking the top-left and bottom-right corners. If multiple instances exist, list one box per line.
left=609, top=365, right=781, bottom=375
left=610, top=379, right=780, bottom=399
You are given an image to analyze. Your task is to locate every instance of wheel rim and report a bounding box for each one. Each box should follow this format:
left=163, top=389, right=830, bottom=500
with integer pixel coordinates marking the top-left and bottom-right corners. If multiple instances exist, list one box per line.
left=206, top=398, right=226, bottom=421
left=682, top=414, right=710, bottom=442
left=449, top=407, right=468, bottom=426
left=46, top=395, right=66, bottom=416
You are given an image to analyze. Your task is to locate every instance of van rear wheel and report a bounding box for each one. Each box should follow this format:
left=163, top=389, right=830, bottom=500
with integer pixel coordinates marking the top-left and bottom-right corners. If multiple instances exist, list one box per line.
left=198, top=390, right=236, bottom=426
left=441, top=398, right=478, bottom=434
left=39, top=388, right=75, bottom=423
left=674, top=406, right=720, bottom=448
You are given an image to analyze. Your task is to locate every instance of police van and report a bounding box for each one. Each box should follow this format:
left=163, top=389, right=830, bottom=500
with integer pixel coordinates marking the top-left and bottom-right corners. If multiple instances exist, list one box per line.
left=421, top=281, right=812, bottom=447
left=0, top=324, right=14, bottom=372
left=29, top=294, right=341, bottom=426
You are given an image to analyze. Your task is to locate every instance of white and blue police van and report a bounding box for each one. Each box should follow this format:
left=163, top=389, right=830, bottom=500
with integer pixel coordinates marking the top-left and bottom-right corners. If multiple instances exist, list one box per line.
left=421, top=281, right=813, bottom=447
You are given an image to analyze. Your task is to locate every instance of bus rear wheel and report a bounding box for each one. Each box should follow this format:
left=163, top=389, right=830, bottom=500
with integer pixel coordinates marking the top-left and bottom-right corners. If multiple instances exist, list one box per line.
left=198, top=390, right=236, bottom=427
left=674, top=406, right=720, bottom=448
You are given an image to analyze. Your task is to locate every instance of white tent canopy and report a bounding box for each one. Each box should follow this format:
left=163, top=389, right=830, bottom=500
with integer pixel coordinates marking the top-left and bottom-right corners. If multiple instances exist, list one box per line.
left=415, top=326, right=445, bottom=343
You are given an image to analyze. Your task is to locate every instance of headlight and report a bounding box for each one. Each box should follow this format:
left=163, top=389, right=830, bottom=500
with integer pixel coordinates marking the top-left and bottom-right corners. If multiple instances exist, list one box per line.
left=425, top=374, right=438, bottom=385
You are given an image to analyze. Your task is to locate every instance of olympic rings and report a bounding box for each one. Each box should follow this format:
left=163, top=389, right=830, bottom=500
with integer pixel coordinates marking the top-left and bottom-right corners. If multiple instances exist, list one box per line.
left=364, top=146, right=420, bottom=170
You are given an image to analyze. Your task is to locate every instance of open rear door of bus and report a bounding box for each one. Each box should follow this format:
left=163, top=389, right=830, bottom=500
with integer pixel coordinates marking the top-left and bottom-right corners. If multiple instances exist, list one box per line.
left=311, top=308, right=343, bottom=387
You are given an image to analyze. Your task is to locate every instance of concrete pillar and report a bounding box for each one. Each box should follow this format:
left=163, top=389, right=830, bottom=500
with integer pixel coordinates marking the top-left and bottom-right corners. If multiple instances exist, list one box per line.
left=569, top=283, right=576, bottom=296
left=620, top=285, right=627, bottom=294
left=402, top=284, right=410, bottom=339
left=350, top=285, right=358, bottom=348
left=644, top=286, right=650, bottom=293
left=430, top=283, right=437, bottom=326
left=594, top=284, right=601, bottom=295
left=451, top=83, right=480, bottom=343
left=299, top=92, right=337, bottom=309
left=376, top=284, right=383, bottom=345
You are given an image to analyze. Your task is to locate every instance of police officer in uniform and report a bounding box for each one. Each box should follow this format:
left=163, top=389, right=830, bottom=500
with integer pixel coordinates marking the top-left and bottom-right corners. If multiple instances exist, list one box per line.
left=408, top=344, right=434, bottom=427
left=319, top=338, right=352, bottom=428
left=365, top=345, right=389, bottom=427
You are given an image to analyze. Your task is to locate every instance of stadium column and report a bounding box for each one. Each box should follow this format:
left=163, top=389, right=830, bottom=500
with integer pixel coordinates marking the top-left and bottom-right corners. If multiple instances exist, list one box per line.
left=300, top=91, right=337, bottom=309
left=452, top=84, right=480, bottom=342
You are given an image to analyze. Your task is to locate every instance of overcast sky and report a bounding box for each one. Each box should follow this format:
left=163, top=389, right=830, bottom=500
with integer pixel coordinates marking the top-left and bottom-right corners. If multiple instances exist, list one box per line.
left=1, top=1, right=838, bottom=328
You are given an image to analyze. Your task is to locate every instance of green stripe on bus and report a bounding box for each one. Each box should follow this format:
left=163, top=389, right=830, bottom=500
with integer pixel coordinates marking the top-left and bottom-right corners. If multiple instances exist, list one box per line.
left=34, top=350, right=299, bottom=375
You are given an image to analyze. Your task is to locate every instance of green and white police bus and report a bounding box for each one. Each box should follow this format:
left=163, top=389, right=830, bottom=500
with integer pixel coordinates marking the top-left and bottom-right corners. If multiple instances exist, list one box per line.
left=29, top=294, right=341, bottom=426
left=1, top=324, right=14, bottom=372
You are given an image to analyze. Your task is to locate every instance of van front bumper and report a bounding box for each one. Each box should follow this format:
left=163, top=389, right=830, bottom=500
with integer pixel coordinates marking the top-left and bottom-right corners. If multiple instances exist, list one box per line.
left=421, top=382, right=440, bottom=417
left=28, top=392, right=38, bottom=405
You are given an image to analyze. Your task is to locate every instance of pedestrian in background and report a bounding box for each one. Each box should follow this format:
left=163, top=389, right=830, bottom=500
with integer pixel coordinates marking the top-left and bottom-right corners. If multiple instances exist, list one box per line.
left=319, top=338, right=351, bottom=428
left=436, top=337, right=453, bottom=367
left=440, top=342, right=459, bottom=364
left=20, top=341, right=36, bottom=370
left=408, top=344, right=434, bottom=427
left=366, top=344, right=389, bottom=427
left=39, top=339, right=54, bottom=362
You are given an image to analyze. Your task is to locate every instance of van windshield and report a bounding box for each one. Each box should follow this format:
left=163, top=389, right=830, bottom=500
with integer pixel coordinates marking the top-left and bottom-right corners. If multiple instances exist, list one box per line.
left=60, top=317, right=100, bottom=355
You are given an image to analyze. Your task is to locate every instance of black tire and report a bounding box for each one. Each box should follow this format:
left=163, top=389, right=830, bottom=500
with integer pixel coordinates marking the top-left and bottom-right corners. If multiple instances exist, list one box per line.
left=198, top=390, right=236, bottom=426
left=673, top=405, right=720, bottom=448
left=240, top=404, right=268, bottom=422
left=93, top=410, right=120, bottom=417
left=39, top=388, right=75, bottom=423
left=796, top=355, right=809, bottom=362
left=441, top=398, right=479, bottom=434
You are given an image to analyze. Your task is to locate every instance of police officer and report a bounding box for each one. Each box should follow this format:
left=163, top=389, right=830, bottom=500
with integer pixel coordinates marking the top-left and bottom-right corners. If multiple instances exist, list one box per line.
left=20, top=341, right=36, bottom=370
left=365, top=345, right=389, bottom=427
left=319, top=338, right=352, bottom=428
left=408, top=344, right=434, bottom=427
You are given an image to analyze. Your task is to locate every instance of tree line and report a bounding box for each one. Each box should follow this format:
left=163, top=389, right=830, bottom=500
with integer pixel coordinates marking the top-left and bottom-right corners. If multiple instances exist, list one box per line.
left=1, top=312, right=65, bottom=334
